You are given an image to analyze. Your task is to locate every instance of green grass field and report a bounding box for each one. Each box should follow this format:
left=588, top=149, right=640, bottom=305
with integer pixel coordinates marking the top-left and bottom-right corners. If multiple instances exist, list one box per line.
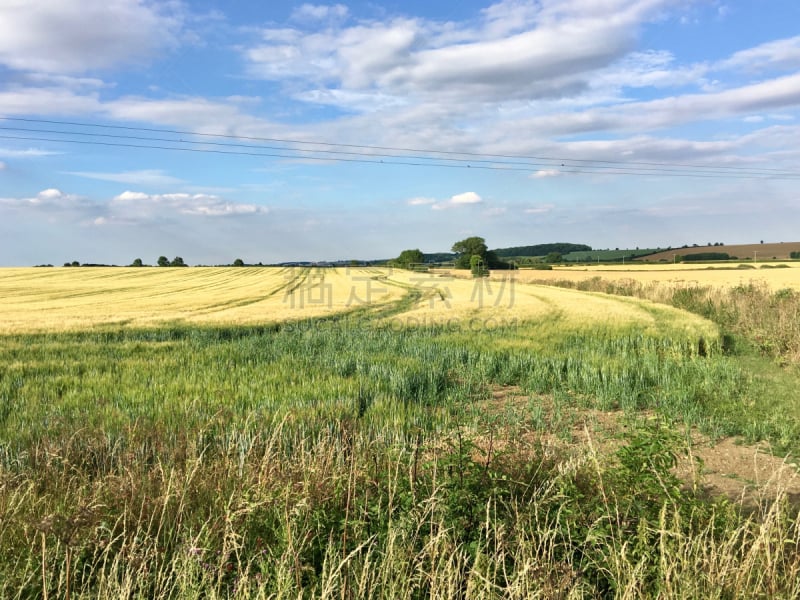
left=1, top=268, right=799, bottom=598
left=562, top=248, right=663, bottom=262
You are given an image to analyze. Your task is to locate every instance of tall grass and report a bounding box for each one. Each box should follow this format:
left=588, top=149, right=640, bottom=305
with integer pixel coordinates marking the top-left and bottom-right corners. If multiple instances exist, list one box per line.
left=1, top=308, right=798, bottom=596
left=1, top=415, right=799, bottom=598
left=526, top=277, right=800, bottom=364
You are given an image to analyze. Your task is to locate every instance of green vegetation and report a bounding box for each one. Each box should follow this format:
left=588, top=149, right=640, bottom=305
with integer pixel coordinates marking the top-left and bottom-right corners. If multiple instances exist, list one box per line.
left=679, top=252, right=730, bottom=261
left=492, top=242, right=591, bottom=258
left=564, top=248, right=662, bottom=262
left=521, top=277, right=800, bottom=445
left=2, top=277, right=800, bottom=597
left=393, top=248, right=426, bottom=270
left=451, top=236, right=512, bottom=270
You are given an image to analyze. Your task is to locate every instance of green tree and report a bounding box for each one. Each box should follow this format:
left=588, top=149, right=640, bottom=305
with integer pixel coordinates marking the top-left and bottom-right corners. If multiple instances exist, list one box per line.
left=233, top=258, right=245, bottom=267
left=157, top=256, right=170, bottom=267
left=131, top=258, right=144, bottom=267
left=395, top=248, right=425, bottom=270
left=470, top=255, right=488, bottom=278
left=544, top=252, right=562, bottom=263
left=452, top=237, right=488, bottom=269
left=170, top=256, right=187, bottom=267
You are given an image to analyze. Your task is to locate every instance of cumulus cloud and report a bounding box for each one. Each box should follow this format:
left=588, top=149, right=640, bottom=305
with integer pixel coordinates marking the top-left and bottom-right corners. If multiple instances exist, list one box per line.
left=432, top=192, right=483, bottom=210
left=244, top=0, right=672, bottom=105
left=0, top=188, right=267, bottom=227
left=0, top=188, right=96, bottom=216
left=0, top=0, right=184, bottom=74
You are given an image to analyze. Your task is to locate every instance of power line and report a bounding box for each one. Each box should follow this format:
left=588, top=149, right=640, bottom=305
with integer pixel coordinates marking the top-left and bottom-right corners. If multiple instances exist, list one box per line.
left=5, top=124, right=797, bottom=178
left=4, top=115, right=793, bottom=173
left=2, top=116, right=799, bottom=180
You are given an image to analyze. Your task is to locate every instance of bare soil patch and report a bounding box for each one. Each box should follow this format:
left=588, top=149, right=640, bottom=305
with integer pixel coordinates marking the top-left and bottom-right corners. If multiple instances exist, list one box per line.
left=477, top=386, right=800, bottom=510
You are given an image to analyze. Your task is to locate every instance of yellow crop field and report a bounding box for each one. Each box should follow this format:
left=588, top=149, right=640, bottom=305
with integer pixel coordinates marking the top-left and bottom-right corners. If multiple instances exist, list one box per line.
left=384, top=269, right=718, bottom=340
left=0, top=266, right=403, bottom=333
left=506, top=262, right=800, bottom=290
left=0, top=266, right=718, bottom=343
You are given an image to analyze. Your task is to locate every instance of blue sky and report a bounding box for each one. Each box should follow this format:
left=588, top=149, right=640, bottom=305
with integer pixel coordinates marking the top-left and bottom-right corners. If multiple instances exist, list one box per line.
left=1, top=0, right=799, bottom=265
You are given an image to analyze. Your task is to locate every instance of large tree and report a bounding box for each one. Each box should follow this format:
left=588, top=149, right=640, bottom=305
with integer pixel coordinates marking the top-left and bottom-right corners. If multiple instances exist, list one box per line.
left=395, top=248, right=425, bottom=269
left=451, top=236, right=488, bottom=269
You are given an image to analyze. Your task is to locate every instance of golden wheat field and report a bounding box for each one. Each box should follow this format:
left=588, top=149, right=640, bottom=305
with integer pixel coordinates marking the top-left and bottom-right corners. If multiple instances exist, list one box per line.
left=0, top=266, right=403, bottom=333
left=0, top=266, right=719, bottom=343
left=383, top=268, right=716, bottom=338
left=506, top=262, right=800, bottom=290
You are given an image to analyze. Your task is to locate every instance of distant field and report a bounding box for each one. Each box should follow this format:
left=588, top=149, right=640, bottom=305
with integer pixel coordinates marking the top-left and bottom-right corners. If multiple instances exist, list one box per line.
left=562, top=248, right=663, bottom=261
left=508, top=262, right=800, bottom=290
left=639, top=241, right=800, bottom=262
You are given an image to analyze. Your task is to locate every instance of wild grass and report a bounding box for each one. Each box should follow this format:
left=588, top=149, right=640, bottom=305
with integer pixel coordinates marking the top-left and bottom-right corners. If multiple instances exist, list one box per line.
left=514, top=276, right=800, bottom=450
left=1, top=409, right=799, bottom=598
left=537, top=277, right=800, bottom=364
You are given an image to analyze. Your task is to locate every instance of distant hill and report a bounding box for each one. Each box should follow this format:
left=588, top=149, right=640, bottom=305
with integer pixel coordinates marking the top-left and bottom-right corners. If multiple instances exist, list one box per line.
left=639, top=242, right=800, bottom=262
left=564, top=248, right=662, bottom=262
left=492, top=243, right=591, bottom=258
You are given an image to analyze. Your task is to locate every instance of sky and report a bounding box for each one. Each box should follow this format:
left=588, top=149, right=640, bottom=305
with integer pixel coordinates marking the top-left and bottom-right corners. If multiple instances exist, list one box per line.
left=1, top=0, right=799, bottom=266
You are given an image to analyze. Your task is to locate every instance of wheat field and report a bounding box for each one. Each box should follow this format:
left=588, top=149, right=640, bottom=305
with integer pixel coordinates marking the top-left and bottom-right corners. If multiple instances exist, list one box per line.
left=0, top=266, right=402, bottom=333
left=503, top=262, right=800, bottom=290
left=383, top=269, right=717, bottom=340
left=0, top=266, right=719, bottom=343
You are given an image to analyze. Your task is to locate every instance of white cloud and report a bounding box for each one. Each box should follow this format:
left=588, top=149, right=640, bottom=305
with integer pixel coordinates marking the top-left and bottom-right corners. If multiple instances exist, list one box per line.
left=1, top=188, right=267, bottom=227
left=0, top=188, right=96, bottom=215
left=531, top=169, right=561, bottom=178
left=718, top=36, right=800, bottom=74
left=0, top=0, right=184, bottom=74
left=292, top=4, right=349, bottom=22
left=37, top=189, right=64, bottom=201
left=244, top=0, right=673, bottom=106
left=432, top=191, right=483, bottom=210
left=0, top=147, right=60, bottom=158
left=0, top=161, right=5, bottom=171
left=406, top=196, right=436, bottom=206
left=504, top=73, right=800, bottom=137
left=524, top=204, right=555, bottom=214
left=597, top=50, right=709, bottom=91
left=0, top=86, right=102, bottom=116
left=450, top=191, right=482, bottom=205
left=66, top=170, right=185, bottom=186
left=110, top=191, right=266, bottom=218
